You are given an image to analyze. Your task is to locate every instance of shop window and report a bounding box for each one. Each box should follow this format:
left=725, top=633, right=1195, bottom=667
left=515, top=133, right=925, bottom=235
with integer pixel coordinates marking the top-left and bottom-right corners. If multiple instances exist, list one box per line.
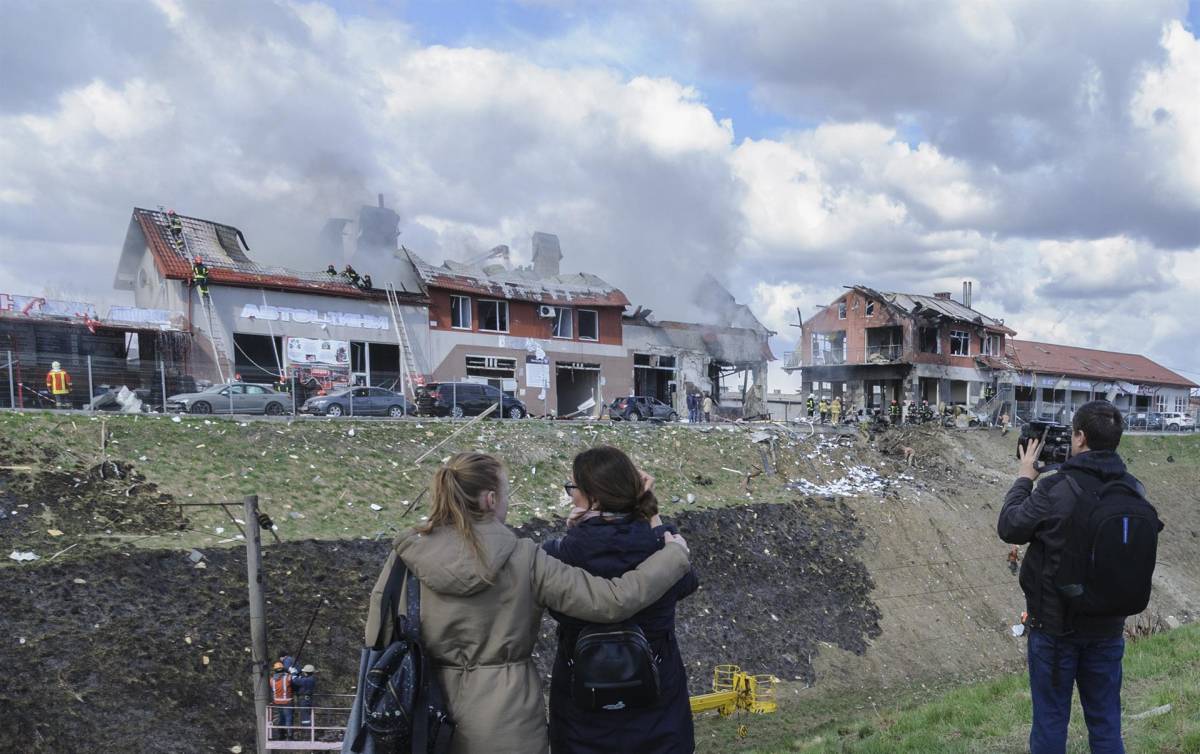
left=479, top=300, right=508, bottom=332
left=1155, top=395, right=1168, bottom=412
left=918, top=327, right=941, bottom=354
left=450, top=295, right=472, bottom=329
left=553, top=306, right=573, bottom=338
left=950, top=330, right=970, bottom=356
left=578, top=309, right=598, bottom=341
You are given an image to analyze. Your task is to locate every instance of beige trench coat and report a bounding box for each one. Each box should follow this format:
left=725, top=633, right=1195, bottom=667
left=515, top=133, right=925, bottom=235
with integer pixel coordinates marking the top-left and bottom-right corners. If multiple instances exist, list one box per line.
left=364, top=518, right=690, bottom=754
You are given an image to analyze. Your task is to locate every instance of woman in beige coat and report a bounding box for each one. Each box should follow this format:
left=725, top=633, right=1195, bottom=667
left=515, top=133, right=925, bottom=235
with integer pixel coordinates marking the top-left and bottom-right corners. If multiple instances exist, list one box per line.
left=364, top=452, right=692, bottom=754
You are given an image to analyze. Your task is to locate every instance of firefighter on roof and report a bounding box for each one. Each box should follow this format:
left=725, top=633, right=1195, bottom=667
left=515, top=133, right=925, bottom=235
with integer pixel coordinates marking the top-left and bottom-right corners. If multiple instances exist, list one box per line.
left=342, top=264, right=360, bottom=286
left=191, top=256, right=209, bottom=297
left=46, top=361, right=71, bottom=409
left=167, top=209, right=182, bottom=238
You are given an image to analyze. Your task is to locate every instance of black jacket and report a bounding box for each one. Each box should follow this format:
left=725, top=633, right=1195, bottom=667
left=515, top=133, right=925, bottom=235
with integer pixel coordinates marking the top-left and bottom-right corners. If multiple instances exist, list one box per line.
left=543, top=516, right=700, bottom=754
left=998, top=449, right=1143, bottom=637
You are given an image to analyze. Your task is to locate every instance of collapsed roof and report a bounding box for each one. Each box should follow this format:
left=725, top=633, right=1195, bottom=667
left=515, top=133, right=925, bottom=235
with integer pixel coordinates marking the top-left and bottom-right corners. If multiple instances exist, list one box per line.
left=404, top=248, right=630, bottom=308
left=115, top=208, right=426, bottom=302
left=852, top=285, right=1015, bottom=335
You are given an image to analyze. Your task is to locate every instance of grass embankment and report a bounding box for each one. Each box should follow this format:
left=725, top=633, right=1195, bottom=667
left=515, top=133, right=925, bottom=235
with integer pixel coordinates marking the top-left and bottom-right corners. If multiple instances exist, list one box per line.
left=0, top=411, right=817, bottom=548
left=694, top=623, right=1200, bottom=754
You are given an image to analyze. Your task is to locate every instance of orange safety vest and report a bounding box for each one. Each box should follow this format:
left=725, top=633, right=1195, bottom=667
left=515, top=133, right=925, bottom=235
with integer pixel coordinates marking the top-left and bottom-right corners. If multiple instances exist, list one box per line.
left=46, top=369, right=71, bottom=395
left=271, top=673, right=293, bottom=704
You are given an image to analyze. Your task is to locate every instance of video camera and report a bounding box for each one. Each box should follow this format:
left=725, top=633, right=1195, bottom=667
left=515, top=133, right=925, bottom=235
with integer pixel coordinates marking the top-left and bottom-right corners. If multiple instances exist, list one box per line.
left=1017, top=420, right=1072, bottom=469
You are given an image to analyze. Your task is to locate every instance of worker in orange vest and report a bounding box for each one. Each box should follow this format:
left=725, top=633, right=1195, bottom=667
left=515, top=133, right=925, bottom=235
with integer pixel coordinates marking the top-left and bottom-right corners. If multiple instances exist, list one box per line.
left=270, top=661, right=294, bottom=740
left=46, top=361, right=71, bottom=409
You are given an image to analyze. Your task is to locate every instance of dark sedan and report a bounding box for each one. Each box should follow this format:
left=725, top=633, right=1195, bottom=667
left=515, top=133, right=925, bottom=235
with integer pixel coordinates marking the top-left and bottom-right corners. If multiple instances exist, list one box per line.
left=300, top=386, right=414, bottom=418
left=414, top=382, right=527, bottom=419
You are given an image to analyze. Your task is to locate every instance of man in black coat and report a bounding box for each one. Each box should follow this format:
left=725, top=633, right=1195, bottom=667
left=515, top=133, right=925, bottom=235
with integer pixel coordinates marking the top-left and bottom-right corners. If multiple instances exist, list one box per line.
left=998, top=401, right=1146, bottom=754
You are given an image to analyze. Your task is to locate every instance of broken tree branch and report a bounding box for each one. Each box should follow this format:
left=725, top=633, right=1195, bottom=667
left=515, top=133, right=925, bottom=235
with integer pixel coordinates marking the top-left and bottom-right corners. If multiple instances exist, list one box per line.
left=412, top=403, right=497, bottom=466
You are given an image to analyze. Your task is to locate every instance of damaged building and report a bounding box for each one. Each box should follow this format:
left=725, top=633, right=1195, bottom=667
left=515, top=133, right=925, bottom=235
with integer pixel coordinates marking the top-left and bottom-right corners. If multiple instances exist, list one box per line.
left=622, top=277, right=775, bottom=419
left=786, top=283, right=1014, bottom=410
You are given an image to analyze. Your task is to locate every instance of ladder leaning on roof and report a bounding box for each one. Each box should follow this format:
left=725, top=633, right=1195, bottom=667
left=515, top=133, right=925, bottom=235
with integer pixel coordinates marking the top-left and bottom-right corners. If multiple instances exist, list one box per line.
left=385, top=282, right=422, bottom=400
left=174, top=218, right=229, bottom=385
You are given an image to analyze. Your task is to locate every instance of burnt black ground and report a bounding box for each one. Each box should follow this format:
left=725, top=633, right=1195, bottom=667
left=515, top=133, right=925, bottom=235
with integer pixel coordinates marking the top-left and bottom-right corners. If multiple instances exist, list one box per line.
left=0, top=497, right=879, bottom=753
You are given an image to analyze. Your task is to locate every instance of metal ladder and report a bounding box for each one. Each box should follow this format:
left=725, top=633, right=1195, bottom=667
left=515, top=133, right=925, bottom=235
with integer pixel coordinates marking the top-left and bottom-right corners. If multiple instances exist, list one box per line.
left=173, top=214, right=231, bottom=385
left=385, top=282, right=422, bottom=399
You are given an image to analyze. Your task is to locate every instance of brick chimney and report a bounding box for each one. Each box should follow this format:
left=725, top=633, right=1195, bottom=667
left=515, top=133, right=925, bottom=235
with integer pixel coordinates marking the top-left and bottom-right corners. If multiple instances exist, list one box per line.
left=934, top=291, right=952, bottom=300
left=531, top=232, right=562, bottom=279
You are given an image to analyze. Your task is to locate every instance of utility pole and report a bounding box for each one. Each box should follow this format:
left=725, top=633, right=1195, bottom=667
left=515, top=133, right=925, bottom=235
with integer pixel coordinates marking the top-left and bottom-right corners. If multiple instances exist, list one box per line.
left=244, top=494, right=269, bottom=754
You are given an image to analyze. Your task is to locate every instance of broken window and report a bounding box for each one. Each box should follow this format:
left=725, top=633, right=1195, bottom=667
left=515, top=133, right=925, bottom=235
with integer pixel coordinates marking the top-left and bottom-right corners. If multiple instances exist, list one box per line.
left=865, top=300, right=875, bottom=317
left=553, top=306, right=573, bottom=338
left=465, top=355, right=517, bottom=379
left=950, top=330, right=970, bottom=356
left=918, top=327, right=941, bottom=354
left=981, top=333, right=1001, bottom=356
left=478, top=300, right=508, bottom=332
left=837, top=301, right=847, bottom=320
left=450, top=295, right=471, bottom=329
left=578, top=309, right=598, bottom=341
left=811, top=332, right=846, bottom=364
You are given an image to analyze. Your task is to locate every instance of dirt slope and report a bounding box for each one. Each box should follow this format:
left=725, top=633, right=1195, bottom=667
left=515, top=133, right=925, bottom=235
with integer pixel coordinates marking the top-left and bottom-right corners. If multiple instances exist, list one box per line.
left=1, top=420, right=1197, bottom=752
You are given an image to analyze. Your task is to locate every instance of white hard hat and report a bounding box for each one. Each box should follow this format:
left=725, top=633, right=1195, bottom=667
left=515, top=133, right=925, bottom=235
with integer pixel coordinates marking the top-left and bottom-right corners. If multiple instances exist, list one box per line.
left=302, top=664, right=316, bottom=673
left=52, top=361, right=61, bottom=370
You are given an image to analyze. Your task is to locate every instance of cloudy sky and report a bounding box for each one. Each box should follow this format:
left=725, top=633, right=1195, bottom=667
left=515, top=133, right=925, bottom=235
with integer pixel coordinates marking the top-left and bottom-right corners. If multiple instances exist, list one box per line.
left=2, top=0, right=1199, bottom=389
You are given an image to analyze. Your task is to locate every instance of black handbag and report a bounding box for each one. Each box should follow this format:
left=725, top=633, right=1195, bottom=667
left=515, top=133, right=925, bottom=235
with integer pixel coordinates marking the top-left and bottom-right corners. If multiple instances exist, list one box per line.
left=343, top=560, right=455, bottom=754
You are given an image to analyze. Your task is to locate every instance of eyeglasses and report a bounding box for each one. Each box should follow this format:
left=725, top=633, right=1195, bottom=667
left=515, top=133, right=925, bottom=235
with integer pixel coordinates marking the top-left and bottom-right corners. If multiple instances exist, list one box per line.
left=563, top=483, right=579, bottom=495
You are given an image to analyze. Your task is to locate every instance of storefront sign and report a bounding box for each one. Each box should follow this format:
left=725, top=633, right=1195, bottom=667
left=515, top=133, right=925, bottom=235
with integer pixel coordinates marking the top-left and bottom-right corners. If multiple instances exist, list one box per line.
left=240, top=303, right=388, bottom=330
left=285, top=337, right=350, bottom=367
left=1, top=293, right=97, bottom=319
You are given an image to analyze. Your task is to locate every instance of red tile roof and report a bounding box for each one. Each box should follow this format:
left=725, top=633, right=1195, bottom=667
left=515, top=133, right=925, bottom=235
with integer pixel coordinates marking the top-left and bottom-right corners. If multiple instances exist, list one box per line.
left=133, top=208, right=426, bottom=303
left=1008, top=340, right=1196, bottom=388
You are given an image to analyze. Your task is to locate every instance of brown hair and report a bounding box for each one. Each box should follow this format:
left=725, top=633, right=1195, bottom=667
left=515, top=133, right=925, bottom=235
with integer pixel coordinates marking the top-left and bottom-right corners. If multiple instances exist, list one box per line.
left=572, top=445, right=658, bottom=521
left=415, top=452, right=504, bottom=575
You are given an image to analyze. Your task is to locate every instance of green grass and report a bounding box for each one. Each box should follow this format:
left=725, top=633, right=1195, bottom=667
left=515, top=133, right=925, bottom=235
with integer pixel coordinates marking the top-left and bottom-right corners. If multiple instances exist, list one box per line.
left=695, top=623, right=1200, bottom=753
left=0, top=410, right=823, bottom=548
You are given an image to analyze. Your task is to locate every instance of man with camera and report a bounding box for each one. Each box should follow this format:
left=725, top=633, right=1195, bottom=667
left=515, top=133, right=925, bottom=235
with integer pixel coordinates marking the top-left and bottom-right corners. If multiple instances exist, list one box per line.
left=998, top=400, right=1162, bottom=754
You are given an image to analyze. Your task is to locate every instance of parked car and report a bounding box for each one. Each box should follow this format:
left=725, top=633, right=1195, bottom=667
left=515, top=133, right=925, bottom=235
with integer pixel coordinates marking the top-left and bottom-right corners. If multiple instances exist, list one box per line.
left=414, top=382, right=527, bottom=419
left=167, top=382, right=289, bottom=415
left=608, top=395, right=678, bottom=422
left=1160, top=412, right=1196, bottom=431
left=1126, top=412, right=1165, bottom=431
left=300, top=386, right=414, bottom=418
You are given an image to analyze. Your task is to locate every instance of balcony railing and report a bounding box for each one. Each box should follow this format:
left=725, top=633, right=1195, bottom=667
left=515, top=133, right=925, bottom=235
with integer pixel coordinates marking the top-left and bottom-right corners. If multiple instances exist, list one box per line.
left=865, top=344, right=903, bottom=362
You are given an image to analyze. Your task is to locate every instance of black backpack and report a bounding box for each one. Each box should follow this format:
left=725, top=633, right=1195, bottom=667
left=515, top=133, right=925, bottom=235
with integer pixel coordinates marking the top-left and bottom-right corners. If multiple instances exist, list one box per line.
left=569, top=623, right=661, bottom=712
left=1055, top=472, right=1164, bottom=626
left=349, top=563, right=455, bottom=754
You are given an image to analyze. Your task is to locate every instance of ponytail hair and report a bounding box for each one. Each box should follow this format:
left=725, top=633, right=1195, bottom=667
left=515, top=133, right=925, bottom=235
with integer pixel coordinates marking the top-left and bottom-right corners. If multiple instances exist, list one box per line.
left=415, top=452, right=504, bottom=577
left=572, top=445, right=657, bottom=521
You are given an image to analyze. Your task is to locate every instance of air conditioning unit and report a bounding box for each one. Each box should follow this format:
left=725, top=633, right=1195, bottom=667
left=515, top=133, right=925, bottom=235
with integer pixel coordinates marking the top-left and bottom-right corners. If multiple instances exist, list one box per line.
left=538, top=305, right=556, bottom=318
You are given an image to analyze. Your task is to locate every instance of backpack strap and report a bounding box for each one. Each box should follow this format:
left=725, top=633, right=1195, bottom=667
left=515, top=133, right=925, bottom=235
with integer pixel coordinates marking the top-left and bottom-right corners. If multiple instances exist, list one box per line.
left=371, top=557, right=409, bottom=650
left=403, top=570, right=422, bottom=642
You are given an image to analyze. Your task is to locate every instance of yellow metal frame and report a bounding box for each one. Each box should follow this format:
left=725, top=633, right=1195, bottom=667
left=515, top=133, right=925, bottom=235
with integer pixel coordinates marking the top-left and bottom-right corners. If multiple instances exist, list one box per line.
left=689, top=665, right=777, bottom=716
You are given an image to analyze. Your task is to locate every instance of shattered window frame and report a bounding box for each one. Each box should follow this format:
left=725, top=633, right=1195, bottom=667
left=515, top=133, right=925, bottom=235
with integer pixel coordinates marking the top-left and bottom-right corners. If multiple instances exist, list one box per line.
left=918, top=327, right=941, bottom=354
left=838, top=301, right=847, bottom=319
left=981, top=333, right=1001, bottom=356
left=450, top=295, right=472, bottom=330
left=552, top=306, right=573, bottom=339
left=865, top=300, right=875, bottom=317
left=578, top=309, right=599, bottom=341
left=478, top=299, right=509, bottom=333
left=950, top=329, right=970, bottom=356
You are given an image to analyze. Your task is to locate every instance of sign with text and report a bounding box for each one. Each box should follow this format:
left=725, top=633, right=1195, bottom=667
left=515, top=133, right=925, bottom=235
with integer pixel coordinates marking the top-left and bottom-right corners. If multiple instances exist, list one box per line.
left=285, top=337, right=350, bottom=367
left=240, top=303, right=388, bottom=330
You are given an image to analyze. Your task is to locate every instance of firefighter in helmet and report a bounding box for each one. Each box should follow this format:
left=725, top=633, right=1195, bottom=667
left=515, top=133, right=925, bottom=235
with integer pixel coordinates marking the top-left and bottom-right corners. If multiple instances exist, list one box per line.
left=191, top=256, right=210, bottom=297
left=46, top=361, right=72, bottom=409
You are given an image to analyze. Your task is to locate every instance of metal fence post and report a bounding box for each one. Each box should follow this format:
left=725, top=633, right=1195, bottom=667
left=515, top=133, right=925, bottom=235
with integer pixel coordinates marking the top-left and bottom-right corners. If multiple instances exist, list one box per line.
left=452, top=383, right=457, bottom=419
left=87, top=355, right=94, bottom=412
left=159, top=355, right=168, bottom=414
left=6, top=351, right=13, bottom=409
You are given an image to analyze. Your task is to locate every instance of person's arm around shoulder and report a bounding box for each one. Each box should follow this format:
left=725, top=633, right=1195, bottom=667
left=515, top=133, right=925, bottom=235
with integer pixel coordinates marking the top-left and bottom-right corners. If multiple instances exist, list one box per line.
left=653, top=519, right=700, bottom=600
left=531, top=532, right=691, bottom=622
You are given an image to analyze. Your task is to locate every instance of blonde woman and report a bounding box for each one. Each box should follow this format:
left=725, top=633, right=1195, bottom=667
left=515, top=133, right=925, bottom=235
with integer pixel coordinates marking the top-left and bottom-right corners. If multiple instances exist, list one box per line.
left=364, top=453, right=692, bottom=754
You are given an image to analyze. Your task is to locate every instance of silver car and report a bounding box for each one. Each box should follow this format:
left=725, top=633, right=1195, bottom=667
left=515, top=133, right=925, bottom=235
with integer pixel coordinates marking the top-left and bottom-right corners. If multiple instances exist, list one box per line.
left=167, top=382, right=290, bottom=415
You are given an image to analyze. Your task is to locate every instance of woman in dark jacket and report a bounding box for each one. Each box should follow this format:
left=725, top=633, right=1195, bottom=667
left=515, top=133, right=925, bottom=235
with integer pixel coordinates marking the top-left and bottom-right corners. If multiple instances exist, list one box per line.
left=543, top=445, right=699, bottom=754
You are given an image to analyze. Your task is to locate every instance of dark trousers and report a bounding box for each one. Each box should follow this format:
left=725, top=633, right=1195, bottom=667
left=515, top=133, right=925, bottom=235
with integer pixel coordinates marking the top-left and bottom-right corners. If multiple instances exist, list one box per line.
left=272, top=705, right=293, bottom=740
left=1027, top=628, right=1125, bottom=754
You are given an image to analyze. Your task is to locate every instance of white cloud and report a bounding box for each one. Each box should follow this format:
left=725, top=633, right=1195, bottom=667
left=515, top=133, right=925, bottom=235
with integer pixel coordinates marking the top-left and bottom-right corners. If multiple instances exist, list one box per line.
left=1131, top=20, right=1200, bottom=199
